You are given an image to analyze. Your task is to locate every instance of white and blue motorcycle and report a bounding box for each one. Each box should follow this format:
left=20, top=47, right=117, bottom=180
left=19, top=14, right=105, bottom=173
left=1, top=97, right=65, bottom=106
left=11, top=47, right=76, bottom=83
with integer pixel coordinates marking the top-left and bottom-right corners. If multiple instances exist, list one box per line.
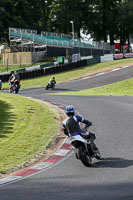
left=69, top=126, right=101, bottom=167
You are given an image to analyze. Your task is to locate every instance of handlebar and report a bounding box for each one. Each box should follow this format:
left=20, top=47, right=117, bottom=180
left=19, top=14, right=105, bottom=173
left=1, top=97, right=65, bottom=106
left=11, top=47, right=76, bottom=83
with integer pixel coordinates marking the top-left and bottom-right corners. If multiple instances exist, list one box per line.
left=83, top=124, right=93, bottom=131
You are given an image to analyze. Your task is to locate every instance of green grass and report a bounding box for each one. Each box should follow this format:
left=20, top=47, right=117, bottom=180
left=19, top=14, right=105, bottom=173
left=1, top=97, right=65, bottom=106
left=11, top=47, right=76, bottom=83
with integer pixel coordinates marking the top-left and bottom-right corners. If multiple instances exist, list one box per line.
left=0, top=61, right=49, bottom=73
left=0, top=93, right=59, bottom=174
left=53, top=77, right=133, bottom=96
left=2, top=58, right=133, bottom=90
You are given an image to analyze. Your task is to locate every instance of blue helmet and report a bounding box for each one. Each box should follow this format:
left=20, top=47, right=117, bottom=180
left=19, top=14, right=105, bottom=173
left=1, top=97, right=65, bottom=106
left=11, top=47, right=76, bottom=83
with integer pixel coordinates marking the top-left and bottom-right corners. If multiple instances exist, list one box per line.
left=65, top=105, right=75, bottom=115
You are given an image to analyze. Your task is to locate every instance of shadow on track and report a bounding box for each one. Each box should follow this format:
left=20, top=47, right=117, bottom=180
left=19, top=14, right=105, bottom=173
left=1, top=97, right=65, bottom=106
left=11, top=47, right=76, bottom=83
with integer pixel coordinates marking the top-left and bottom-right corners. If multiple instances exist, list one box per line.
left=44, top=88, right=76, bottom=93
left=93, top=157, right=133, bottom=168
left=18, top=87, right=76, bottom=95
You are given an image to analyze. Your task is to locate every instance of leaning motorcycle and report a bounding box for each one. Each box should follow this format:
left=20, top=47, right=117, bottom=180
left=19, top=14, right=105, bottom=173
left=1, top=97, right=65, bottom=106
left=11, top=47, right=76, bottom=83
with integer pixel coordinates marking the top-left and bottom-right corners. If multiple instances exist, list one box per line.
left=9, top=80, right=21, bottom=94
left=69, top=126, right=101, bottom=167
left=45, top=82, right=56, bottom=90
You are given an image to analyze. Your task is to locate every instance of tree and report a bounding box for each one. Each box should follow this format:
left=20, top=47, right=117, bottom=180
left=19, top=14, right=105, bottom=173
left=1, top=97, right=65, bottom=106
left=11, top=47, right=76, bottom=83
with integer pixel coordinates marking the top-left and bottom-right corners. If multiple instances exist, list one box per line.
left=0, top=0, right=133, bottom=50
left=49, top=0, right=90, bottom=37
left=116, top=0, right=133, bottom=49
left=0, top=0, right=16, bottom=41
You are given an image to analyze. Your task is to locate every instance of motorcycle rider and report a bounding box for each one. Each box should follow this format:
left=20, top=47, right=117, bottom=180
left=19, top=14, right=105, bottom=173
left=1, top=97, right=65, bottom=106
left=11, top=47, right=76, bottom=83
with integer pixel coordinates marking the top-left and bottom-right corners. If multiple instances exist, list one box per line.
left=62, top=105, right=98, bottom=150
left=8, top=71, right=20, bottom=88
left=49, top=76, right=56, bottom=87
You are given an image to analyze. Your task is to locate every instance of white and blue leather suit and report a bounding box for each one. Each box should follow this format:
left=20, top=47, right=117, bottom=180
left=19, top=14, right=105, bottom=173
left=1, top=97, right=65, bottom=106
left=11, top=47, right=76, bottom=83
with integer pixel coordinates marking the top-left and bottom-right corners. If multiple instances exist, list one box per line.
left=62, top=115, right=96, bottom=142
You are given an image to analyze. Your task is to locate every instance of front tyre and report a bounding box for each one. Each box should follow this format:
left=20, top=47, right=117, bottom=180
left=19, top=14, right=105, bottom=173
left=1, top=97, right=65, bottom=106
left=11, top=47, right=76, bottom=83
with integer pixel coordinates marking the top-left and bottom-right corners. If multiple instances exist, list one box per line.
left=14, top=85, right=19, bottom=93
left=78, top=145, right=92, bottom=167
left=95, top=149, right=101, bottom=160
left=45, top=85, right=49, bottom=90
left=15, top=89, right=19, bottom=94
left=52, top=84, right=55, bottom=90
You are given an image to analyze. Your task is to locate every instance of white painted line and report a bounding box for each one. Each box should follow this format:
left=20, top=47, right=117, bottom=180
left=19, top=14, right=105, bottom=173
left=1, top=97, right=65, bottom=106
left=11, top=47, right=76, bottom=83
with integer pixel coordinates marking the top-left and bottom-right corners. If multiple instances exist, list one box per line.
left=112, top=68, right=120, bottom=71
left=123, top=65, right=129, bottom=68
left=81, top=77, right=91, bottom=80
left=53, top=149, right=70, bottom=156
left=70, top=80, right=77, bottom=82
left=80, top=65, right=133, bottom=81
left=97, top=72, right=105, bottom=75
left=31, top=162, right=53, bottom=170
left=0, top=176, right=21, bottom=185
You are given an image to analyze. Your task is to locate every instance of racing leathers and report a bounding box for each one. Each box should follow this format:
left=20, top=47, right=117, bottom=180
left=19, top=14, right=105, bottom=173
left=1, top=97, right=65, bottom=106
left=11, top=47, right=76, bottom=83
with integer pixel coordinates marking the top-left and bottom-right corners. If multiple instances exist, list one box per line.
left=62, top=115, right=97, bottom=149
left=63, top=115, right=96, bottom=139
left=9, top=73, right=20, bottom=87
left=49, top=78, right=56, bottom=87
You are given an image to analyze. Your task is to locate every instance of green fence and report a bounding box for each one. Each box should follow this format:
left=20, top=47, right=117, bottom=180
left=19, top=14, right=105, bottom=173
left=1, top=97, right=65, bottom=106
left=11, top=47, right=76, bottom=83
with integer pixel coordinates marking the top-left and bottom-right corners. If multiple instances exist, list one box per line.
left=87, top=56, right=101, bottom=66
left=10, top=31, right=110, bottom=50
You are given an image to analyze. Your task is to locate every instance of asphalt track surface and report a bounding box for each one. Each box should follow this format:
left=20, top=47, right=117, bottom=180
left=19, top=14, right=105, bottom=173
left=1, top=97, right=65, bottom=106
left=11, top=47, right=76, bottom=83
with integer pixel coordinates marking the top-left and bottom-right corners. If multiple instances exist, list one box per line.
left=1, top=66, right=133, bottom=200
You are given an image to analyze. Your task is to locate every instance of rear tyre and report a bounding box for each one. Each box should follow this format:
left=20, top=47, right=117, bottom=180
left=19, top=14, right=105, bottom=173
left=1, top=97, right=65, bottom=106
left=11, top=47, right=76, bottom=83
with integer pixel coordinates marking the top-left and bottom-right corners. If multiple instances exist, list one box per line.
left=78, top=145, right=92, bottom=167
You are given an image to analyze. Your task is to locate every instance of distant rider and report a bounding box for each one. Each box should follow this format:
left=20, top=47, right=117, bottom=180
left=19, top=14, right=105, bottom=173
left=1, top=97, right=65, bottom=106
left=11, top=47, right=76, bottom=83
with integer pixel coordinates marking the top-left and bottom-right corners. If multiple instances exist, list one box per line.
left=62, top=105, right=98, bottom=150
left=49, top=76, right=56, bottom=87
left=8, top=71, right=20, bottom=87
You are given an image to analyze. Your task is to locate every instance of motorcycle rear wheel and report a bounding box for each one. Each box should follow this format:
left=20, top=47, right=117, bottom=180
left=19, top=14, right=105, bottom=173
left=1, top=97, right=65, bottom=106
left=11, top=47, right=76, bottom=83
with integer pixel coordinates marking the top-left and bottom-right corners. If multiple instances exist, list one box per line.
left=78, top=145, right=92, bottom=167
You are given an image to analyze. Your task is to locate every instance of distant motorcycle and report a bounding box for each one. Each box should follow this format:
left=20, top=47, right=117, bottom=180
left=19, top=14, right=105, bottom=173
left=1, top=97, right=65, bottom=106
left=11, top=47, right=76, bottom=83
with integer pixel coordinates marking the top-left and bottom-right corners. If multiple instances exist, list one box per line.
left=69, top=125, right=101, bottom=167
left=45, top=82, right=56, bottom=90
left=9, top=80, right=21, bottom=94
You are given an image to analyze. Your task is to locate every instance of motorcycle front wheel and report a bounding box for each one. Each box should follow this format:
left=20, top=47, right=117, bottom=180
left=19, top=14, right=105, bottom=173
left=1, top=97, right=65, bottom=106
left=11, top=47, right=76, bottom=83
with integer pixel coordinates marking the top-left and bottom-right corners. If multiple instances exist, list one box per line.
left=77, top=145, right=92, bottom=167
left=15, top=88, right=19, bottom=93
left=45, top=85, right=49, bottom=90
left=52, top=84, right=55, bottom=90
left=95, top=149, right=101, bottom=160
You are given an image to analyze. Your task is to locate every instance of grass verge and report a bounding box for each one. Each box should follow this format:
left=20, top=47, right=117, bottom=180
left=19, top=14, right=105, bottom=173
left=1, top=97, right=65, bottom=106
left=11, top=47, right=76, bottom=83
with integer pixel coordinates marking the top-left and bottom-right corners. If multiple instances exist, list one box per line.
left=0, top=60, right=53, bottom=73
left=53, top=77, right=133, bottom=96
left=2, top=58, right=133, bottom=90
left=0, top=93, right=61, bottom=176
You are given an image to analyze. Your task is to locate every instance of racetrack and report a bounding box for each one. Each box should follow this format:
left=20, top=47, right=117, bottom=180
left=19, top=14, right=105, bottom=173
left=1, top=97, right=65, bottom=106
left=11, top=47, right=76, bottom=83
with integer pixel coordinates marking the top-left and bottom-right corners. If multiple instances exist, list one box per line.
left=20, top=64, right=133, bottom=94
left=0, top=66, right=133, bottom=200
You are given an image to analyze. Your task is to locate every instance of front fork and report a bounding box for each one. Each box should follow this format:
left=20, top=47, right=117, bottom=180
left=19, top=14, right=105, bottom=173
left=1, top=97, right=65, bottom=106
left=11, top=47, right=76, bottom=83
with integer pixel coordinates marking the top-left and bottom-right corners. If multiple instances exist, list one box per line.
left=73, top=142, right=89, bottom=159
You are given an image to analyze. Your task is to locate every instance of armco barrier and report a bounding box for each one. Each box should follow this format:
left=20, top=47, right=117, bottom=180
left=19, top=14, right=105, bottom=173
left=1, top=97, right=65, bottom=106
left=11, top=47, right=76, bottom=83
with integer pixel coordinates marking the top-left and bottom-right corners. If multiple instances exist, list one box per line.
left=0, top=74, right=10, bottom=82
left=113, top=53, right=133, bottom=60
left=101, top=54, right=113, bottom=62
left=124, top=53, right=133, bottom=58
left=31, top=70, right=36, bottom=78
left=113, top=54, right=124, bottom=60
left=40, top=62, right=54, bottom=69
left=0, top=60, right=88, bottom=82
